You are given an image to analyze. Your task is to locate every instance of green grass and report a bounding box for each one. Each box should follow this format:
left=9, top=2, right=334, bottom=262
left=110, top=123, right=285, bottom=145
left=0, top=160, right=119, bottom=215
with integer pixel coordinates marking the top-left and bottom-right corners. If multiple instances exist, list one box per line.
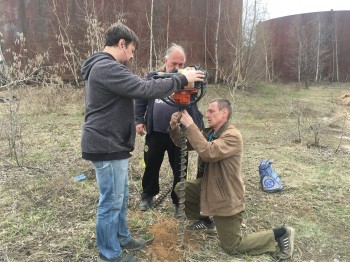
left=0, top=83, right=349, bottom=261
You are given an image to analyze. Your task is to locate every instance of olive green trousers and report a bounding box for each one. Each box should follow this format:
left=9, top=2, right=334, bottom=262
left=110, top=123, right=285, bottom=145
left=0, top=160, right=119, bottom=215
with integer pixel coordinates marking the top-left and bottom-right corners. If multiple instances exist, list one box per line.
left=175, top=178, right=277, bottom=256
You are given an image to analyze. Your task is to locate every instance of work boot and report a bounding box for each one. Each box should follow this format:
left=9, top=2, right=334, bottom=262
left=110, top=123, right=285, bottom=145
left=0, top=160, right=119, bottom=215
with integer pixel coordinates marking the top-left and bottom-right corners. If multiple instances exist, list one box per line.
left=139, top=195, right=153, bottom=211
left=276, top=226, right=296, bottom=259
left=121, top=238, right=146, bottom=251
left=97, top=253, right=136, bottom=262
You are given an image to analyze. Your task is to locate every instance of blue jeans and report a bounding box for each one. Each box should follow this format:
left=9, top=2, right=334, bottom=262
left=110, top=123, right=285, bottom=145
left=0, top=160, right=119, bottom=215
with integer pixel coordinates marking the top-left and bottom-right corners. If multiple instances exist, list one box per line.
left=92, top=159, right=132, bottom=260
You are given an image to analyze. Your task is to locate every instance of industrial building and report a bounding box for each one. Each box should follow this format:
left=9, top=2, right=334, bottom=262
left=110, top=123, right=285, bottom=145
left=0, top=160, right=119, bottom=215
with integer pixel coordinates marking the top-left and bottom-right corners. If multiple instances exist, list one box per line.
left=257, top=10, right=350, bottom=82
left=0, top=0, right=243, bottom=81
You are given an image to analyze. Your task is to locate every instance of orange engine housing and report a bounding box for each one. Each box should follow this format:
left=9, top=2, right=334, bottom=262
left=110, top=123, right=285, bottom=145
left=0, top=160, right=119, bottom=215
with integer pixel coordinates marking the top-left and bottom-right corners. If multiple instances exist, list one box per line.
left=172, top=89, right=198, bottom=105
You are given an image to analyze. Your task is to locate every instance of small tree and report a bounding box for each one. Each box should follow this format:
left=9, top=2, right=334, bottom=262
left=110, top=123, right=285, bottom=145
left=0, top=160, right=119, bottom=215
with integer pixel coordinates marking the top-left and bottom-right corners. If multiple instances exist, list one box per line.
left=287, top=100, right=307, bottom=143
left=51, top=0, right=82, bottom=86
left=0, top=33, right=49, bottom=166
left=214, top=0, right=222, bottom=84
left=288, top=13, right=331, bottom=86
left=220, top=0, right=267, bottom=97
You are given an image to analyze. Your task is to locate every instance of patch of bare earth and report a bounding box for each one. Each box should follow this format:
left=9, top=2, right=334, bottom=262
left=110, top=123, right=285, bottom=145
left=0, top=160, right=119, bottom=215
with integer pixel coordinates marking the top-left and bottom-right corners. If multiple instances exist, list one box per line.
left=147, top=219, right=199, bottom=262
left=338, top=93, right=350, bottom=106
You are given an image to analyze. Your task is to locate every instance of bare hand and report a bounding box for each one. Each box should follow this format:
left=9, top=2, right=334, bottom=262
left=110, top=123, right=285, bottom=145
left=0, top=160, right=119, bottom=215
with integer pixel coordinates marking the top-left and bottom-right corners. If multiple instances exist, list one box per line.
left=183, top=82, right=194, bottom=89
left=179, top=110, right=194, bottom=128
left=136, top=124, right=146, bottom=136
left=182, top=69, right=205, bottom=85
left=170, top=111, right=182, bottom=129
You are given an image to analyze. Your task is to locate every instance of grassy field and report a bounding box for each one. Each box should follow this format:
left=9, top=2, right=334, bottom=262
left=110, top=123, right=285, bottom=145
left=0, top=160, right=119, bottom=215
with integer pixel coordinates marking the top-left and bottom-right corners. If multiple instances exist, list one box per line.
left=0, top=83, right=349, bottom=262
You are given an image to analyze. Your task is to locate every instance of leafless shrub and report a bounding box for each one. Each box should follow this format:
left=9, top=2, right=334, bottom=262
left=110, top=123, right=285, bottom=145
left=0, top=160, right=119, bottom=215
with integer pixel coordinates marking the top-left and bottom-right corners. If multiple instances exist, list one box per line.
left=219, top=0, right=268, bottom=100
left=0, top=33, right=50, bottom=90
left=51, top=0, right=82, bottom=86
left=50, top=1, right=133, bottom=85
left=0, top=98, right=23, bottom=166
left=0, top=33, right=50, bottom=166
left=286, top=101, right=308, bottom=143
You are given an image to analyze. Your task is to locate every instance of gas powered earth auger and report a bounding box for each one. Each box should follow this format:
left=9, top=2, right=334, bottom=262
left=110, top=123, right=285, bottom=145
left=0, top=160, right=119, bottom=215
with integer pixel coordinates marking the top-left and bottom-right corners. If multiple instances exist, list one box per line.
left=152, top=66, right=208, bottom=248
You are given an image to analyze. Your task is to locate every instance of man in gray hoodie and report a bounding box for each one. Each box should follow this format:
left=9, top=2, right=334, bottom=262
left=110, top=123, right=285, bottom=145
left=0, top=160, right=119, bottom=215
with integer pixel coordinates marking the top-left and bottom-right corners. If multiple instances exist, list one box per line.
left=81, top=22, right=204, bottom=262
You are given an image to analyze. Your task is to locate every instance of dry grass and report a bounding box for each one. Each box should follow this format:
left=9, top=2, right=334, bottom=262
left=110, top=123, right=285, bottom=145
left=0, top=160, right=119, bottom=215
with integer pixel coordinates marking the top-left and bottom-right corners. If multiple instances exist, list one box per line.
left=0, top=83, right=349, bottom=262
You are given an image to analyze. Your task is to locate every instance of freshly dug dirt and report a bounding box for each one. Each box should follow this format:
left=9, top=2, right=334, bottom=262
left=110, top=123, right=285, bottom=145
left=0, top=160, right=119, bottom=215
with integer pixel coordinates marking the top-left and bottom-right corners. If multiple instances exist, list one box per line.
left=148, top=219, right=199, bottom=262
left=338, top=93, right=350, bottom=105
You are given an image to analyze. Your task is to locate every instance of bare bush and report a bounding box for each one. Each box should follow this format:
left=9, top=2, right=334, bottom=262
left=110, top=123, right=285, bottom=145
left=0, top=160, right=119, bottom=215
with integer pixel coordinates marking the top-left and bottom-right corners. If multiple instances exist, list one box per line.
left=0, top=33, right=50, bottom=166
left=0, top=98, right=23, bottom=166
left=219, top=0, right=268, bottom=99
left=286, top=100, right=308, bottom=143
left=0, top=33, right=49, bottom=90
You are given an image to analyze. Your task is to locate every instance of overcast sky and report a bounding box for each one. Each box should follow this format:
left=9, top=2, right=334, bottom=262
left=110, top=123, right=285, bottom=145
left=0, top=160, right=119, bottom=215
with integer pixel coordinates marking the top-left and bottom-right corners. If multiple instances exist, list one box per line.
left=262, top=0, right=350, bottom=19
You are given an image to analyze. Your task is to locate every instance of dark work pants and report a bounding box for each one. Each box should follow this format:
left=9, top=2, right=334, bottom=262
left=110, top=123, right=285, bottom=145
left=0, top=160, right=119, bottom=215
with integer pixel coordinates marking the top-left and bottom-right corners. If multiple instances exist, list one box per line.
left=142, top=131, right=188, bottom=204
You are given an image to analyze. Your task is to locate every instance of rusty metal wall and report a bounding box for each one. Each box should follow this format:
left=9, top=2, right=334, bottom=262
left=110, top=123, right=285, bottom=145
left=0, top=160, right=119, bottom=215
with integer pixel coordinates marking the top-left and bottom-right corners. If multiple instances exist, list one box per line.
left=0, top=0, right=242, bottom=80
left=0, top=0, right=50, bottom=55
left=258, top=11, right=350, bottom=82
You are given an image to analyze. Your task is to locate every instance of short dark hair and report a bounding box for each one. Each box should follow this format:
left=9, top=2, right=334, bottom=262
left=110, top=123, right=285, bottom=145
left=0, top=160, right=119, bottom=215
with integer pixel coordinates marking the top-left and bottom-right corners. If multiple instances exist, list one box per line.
left=104, top=22, right=139, bottom=49
left=210, top=98, right=233, bottom=120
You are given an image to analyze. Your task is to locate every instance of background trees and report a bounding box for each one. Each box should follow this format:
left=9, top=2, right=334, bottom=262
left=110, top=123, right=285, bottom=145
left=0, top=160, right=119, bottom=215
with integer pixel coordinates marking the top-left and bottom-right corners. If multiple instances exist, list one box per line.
left=0, top=0, right=243, bottom=84
left=256, top=10, right=350, bottom=84
left=0, top=0, right=349, bottom=88
left=288, top=13, right=333, bottom=87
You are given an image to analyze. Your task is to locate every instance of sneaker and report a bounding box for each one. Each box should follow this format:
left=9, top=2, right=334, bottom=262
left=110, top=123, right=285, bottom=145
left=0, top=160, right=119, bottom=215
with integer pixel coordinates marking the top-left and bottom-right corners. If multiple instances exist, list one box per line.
left=139, top=196, right=153, bottom=211
left=97, top=253, right=136, bottom=262
left=121, top=238, right=146, bottom=251
left=186, top=219, right=216, bottom=233
left=276, top=226, right=295, bottom=259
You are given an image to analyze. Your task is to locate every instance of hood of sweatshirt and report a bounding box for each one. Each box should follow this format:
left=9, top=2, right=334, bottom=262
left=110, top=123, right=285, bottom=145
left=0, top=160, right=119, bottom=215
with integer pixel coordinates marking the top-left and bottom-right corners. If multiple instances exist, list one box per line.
left=81, top=52, right=116, bottom=80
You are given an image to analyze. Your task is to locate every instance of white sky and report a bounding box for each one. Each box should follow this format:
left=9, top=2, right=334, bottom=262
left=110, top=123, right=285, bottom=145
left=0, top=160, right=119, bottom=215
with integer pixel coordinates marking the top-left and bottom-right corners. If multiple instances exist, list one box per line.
left=262, top=0, right=350, bottom=19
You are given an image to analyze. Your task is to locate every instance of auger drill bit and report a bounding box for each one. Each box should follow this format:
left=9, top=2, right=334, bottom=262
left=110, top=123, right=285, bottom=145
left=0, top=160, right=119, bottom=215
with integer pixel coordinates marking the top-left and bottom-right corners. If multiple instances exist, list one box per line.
left=151, top=183, right=173, bottom=208
left=177, top=124, right=187, bottom=248
left=150, top=65, right=208, bottom=249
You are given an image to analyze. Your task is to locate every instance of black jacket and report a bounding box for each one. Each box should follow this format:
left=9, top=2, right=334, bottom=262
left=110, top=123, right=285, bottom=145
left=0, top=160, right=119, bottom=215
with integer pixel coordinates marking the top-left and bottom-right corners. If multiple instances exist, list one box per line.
left=135, top=71, right=204, bottom=133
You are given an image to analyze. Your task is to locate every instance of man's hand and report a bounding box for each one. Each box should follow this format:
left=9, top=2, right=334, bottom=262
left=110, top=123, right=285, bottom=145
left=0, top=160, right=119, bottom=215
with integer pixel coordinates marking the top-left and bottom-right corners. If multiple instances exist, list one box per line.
left=183, top=81, right=194, bottom=89
left=179, top=110, right=194, bottom=128
left=136, top=124, right=146, bottom=136
left=182, top=69, right=205, bottom=86
left=170, top=111, right=182, bottom=129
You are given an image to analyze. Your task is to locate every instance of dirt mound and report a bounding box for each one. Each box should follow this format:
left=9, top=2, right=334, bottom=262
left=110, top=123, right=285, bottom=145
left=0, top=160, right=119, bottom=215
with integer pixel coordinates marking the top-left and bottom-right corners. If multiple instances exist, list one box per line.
left=338, top=93, right=350, bottom=105
left=148, top=219, right=199, bottom=262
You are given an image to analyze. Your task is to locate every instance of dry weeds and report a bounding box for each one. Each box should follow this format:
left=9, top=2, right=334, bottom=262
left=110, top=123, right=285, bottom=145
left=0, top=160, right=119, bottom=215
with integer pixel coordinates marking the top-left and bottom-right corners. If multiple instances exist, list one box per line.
left=0, top=83, right=349, bottom=262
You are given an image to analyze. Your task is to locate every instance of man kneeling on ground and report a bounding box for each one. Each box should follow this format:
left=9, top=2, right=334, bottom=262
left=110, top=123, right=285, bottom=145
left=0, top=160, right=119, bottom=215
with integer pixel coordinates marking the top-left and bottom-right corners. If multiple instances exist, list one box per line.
left=169, top=98, right=295, bottom=260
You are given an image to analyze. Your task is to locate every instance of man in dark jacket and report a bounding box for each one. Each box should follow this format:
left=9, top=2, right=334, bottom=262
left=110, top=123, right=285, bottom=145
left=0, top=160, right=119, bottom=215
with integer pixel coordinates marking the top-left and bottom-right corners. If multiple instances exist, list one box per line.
left=169, top=98, right=295, bottom=260
left=135, top=44, right=204, bottom=216
left=81, top=23, right=205, bottom=262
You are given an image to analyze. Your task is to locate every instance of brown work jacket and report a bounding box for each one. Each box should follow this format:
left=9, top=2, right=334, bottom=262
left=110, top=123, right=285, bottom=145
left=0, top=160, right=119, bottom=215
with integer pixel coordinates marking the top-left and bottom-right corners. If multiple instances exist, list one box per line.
left=170, top=121, right=245, bottom=217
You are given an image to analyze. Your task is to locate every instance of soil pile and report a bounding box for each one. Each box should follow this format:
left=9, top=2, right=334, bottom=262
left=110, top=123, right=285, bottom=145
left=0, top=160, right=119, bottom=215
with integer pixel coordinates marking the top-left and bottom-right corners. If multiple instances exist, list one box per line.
left=148, top=219, right=199, bottom=262
left=338, top=93, right=350, bottom=105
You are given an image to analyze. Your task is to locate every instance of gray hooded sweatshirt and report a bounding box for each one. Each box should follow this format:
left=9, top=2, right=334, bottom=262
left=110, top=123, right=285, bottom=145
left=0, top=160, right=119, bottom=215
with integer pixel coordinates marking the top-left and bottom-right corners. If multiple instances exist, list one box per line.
left=81, top=52, right=188, bottom=161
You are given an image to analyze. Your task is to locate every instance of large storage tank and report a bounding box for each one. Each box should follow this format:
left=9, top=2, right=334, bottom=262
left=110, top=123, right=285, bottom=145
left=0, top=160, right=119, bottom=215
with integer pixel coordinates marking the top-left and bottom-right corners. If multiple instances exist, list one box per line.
left=0, top=0, right=243, bottom=81
left=257, top=10, right=350, bottom=82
